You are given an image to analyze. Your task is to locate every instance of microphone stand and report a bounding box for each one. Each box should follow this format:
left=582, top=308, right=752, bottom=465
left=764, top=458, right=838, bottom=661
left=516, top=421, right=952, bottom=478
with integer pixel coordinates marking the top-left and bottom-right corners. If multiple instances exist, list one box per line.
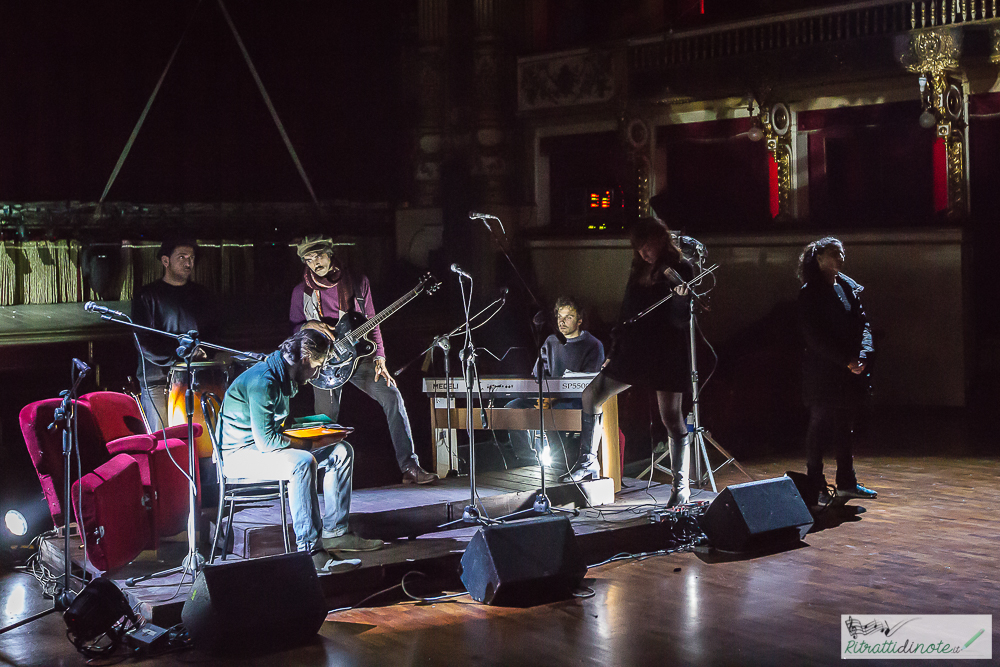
left=469, top=212, right=580, bottom=521
left=393, top=290, right=507, bottom=378
left=84, top=310, right=264, bottom=586
left=438, top=271, right=501, bottom=530
left=436, top=336, right=456, bottom=477
left=395, top=291, right=507, bottom=478
left=0, top=361, right=89, bottom=635
left=633, top=266, right=752, bottom=488
left=496, top=340, right=579, bottom=523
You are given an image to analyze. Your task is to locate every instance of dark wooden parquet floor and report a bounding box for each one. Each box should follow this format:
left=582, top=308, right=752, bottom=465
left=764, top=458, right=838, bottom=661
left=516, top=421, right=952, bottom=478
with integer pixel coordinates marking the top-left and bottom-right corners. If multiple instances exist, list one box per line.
left=2, top=452, right=998, bottom=666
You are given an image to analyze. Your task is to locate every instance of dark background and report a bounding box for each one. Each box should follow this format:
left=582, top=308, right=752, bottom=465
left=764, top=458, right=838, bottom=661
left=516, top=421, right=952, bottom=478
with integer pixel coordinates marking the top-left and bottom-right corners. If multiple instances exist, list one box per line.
left=0, top=1, right=408, bottom=204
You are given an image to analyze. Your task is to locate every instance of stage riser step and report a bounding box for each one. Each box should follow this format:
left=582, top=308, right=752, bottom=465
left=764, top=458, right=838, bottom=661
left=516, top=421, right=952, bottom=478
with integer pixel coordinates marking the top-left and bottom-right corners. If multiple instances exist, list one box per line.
left=208, top=478, right=615, bottom=559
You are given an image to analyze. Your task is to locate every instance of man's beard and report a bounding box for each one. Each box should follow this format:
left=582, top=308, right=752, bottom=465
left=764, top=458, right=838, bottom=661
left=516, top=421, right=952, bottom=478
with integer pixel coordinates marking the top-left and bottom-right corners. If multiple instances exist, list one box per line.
left=290, top=361, right=320, bottom=386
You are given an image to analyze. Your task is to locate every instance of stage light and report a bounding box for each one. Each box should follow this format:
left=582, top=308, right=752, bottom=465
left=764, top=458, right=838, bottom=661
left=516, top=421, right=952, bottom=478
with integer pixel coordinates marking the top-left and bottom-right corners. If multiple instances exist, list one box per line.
left=4, top=510, right=27, bottom=537
left=64, top=578, right=140, bottom=658
left=4, top=579, right=27, bottom=617
left=540, top=445, right=552, bottom=467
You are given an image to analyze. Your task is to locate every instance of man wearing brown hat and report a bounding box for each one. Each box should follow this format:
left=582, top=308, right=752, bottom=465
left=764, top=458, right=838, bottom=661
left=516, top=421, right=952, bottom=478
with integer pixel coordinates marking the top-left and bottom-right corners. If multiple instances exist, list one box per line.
left=290, top=235, right=438, bottom=485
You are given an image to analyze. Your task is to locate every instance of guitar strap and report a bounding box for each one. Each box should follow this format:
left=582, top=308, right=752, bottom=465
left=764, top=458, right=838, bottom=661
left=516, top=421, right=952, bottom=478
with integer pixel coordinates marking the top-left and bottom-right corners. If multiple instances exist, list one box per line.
left=351, top=278, right=371, bottom=316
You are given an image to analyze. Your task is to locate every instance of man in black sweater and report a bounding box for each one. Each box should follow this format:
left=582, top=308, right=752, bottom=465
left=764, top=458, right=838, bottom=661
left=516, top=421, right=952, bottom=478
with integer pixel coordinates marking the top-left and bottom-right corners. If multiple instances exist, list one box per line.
left=506, top=297, right=604, bottom=466
left=131, top=239, right=216, bottom=431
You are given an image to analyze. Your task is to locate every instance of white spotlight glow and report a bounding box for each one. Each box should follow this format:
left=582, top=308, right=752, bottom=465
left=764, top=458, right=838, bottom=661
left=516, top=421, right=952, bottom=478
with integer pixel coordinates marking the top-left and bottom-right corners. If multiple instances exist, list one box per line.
left=4, top=510, right=27, bottom=537
left=540, top=445, right=552, bottom=468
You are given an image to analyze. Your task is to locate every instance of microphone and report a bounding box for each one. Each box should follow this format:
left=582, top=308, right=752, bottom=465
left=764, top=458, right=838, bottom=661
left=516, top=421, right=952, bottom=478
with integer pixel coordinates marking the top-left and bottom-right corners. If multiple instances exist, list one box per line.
left=84, top=301, right=127, bottom=318
left=450, top=263, right=472, bottom=280
left=73, top=358, right=91, bottom=376
left=533, top=309, right=566, bottom=344
left=468, top=211, right=497, bottom=220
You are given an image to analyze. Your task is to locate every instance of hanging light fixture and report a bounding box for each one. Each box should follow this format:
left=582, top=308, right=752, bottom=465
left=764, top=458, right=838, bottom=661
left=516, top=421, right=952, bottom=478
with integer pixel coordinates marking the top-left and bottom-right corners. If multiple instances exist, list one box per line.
left=917, top=74, right=937, bottom=129
left=747, top=98, right=764, bottom=141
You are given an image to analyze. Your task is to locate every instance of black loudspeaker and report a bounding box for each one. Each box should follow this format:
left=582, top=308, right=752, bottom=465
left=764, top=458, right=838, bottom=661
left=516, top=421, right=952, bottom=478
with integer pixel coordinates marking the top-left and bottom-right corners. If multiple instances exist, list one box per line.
left=699, top=477, right=814, bottom=552
left=181, top=552, right=327, bottom=654
left=459, top=515, right=587, bottom=606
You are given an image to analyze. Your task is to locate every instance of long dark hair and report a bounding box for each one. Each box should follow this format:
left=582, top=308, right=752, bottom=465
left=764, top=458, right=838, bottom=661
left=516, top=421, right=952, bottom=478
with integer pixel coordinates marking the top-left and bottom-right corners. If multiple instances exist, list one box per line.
left=798, top=237, right=843, bottom=285
left=630, top=217, right=684, bottom=285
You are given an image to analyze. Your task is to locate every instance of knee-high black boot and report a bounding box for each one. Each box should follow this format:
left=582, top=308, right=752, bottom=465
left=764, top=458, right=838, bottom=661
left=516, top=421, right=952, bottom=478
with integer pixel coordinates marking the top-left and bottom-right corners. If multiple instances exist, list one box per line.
left=559, top=412, right=601, bottom=482
left=666, top=433, right=690, bottom=507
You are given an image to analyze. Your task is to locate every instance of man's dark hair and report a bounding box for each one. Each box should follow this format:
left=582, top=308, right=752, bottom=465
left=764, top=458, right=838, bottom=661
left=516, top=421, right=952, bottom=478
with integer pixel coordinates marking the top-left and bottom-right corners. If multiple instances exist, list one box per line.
left=156, top=238, right=198, bottom=261
left=280, top=329, right=331, bottom=365
left=553, top=296, right=583, bottom=321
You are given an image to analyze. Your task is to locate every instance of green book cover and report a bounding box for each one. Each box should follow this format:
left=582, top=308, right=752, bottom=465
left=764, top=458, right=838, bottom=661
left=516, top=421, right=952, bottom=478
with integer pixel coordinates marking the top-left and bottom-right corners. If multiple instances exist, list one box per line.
left=289, top=414, right=336, bottom=428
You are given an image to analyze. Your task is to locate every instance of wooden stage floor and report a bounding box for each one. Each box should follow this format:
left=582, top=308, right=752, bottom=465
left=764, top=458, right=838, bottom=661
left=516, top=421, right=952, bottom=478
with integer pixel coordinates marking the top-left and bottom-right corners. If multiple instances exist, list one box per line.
left=2, top=453, right=998, bottom=666
left=32, top=465, right=712, bottom=625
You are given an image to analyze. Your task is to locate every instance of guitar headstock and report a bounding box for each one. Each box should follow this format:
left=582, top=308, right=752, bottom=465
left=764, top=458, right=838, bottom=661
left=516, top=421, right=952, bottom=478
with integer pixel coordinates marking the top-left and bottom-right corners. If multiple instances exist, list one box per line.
left=418, top=272, right=442, bottom=295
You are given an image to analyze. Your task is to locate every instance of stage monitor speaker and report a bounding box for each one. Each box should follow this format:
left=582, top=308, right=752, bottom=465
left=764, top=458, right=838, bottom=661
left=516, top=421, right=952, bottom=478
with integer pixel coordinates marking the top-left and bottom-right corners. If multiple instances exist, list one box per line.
left=699, top=477, right=814, bottom=552
left=181, top=551, right=327, bottom=654
left=459, top=515, right=587, bottom=606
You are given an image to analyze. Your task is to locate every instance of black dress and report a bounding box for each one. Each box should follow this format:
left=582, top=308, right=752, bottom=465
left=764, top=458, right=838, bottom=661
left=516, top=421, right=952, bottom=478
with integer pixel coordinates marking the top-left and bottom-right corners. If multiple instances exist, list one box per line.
left=603, top=259, right=694, bottom=392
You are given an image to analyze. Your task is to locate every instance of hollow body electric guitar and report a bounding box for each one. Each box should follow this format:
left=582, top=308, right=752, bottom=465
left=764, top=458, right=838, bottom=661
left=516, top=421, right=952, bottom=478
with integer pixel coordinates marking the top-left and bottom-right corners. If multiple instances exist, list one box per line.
left=310, top=273, right=440, bottom=390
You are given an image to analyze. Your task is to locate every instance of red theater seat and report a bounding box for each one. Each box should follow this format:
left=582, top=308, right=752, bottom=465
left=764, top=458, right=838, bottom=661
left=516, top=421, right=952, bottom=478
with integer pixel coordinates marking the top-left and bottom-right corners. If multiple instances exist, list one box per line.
left=81, top=391, right=203, bottom=538
left=20, top=398, right=112, bottom=529
left=80, top=390, right=202, bottom=444
left=21, top=396, right=200, bottom=572
left=71, top=455, right=152, bottom=573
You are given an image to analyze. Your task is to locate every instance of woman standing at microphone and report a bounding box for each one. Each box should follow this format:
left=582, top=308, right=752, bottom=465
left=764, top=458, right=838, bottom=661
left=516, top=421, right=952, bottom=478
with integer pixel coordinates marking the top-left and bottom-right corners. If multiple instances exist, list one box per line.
left=562, top=217, right=695, bottom=508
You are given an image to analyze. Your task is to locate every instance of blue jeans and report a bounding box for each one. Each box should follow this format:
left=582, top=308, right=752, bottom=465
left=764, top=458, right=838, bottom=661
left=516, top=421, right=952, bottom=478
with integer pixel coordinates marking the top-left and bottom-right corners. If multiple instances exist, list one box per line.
left=221, top=442, right=354, bottom=553
left=139, top=382, right=169, bottom=432
left=313, top=357, right=419, bottom=472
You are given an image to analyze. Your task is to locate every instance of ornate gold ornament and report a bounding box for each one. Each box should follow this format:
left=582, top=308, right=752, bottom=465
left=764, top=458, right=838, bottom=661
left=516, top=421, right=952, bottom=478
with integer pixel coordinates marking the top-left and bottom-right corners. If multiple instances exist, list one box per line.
left=901, top=26, right=968, bottom=217
left=749, top=101, right=793, bottom=218
left=901, top=28, right=963, bottom=126
left=905, top=29, right=961, bottom=72
left=947, top=129, right=966, bottom=213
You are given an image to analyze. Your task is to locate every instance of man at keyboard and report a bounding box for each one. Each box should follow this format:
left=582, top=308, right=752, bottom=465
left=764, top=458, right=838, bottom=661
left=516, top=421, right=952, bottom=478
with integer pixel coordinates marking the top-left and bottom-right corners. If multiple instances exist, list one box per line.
left=506, top=297, right=605, bottom=466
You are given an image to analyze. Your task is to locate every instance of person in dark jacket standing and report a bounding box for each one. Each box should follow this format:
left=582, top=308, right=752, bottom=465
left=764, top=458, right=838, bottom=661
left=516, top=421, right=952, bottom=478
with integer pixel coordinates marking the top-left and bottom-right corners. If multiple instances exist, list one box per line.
left=798, top=237, right=877, bottom=506
left=562, top=217, right=694, bottom=508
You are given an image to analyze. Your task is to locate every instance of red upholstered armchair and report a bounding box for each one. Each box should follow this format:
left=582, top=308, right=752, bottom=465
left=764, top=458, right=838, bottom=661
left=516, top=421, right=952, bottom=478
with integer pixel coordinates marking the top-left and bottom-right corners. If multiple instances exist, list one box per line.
left=80, top=390, right=203, bottom=444
left=21, top=397, right=197, bottom=551
left=71, top=455, right=152, bottom=573
left=76, top=396, right=200, bottom=543
left=20, top=398, right=113, bottom=529
left=21, top=398, right=152, bottom=573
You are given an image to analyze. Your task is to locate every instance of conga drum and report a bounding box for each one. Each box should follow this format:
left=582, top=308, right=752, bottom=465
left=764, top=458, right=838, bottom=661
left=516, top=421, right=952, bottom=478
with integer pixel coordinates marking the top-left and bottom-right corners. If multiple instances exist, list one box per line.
left=167, top=361, right=230, bottom=459
left=227, top=354, right=262, bottom=384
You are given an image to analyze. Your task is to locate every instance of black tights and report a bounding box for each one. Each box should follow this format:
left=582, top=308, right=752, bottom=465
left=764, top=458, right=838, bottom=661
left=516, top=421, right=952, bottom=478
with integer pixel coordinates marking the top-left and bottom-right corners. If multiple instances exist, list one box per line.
left=582, top=371, right=687, bottom=441
left=805, top=405, right=857, bottom=489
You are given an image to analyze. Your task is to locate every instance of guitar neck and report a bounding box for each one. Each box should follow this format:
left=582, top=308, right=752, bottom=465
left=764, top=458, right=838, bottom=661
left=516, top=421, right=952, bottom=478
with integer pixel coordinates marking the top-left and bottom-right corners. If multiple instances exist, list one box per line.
left=347, top=287, right=420, bottom=342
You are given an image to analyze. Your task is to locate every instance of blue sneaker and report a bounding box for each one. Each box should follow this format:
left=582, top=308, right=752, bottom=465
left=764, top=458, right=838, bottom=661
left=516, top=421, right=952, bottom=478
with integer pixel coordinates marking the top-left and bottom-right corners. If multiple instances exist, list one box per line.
left=837, top=483, right=877, bottom=500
